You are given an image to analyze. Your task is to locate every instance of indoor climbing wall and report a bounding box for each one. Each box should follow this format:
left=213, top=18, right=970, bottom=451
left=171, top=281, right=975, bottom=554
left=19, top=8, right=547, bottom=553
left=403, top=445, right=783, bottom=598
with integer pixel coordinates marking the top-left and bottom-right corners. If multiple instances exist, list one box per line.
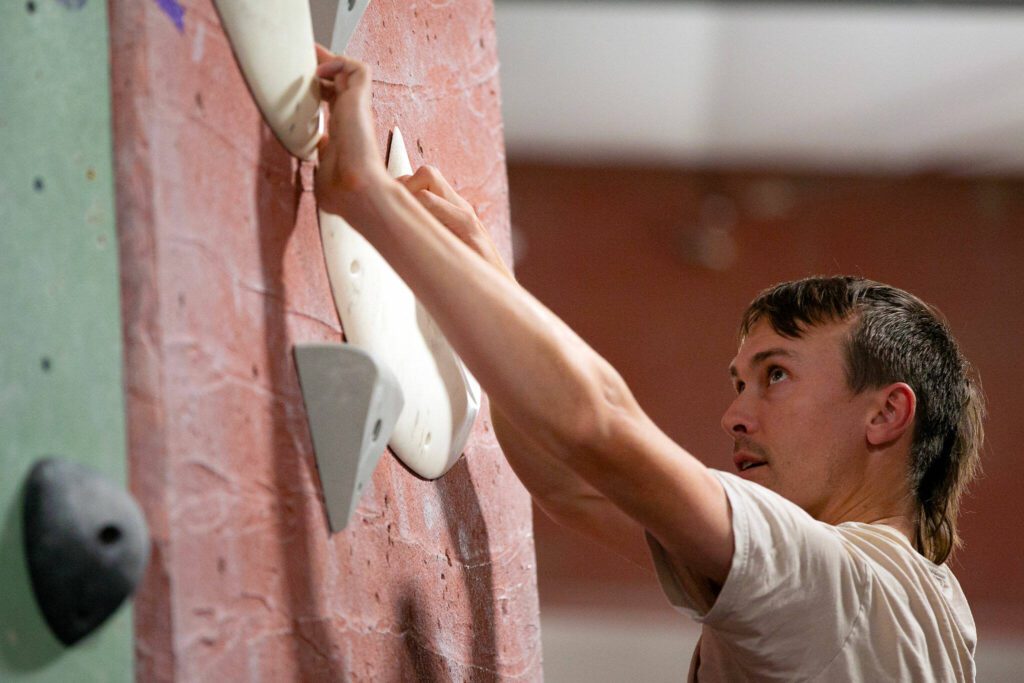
left=110, top=1, right=540, bottom=679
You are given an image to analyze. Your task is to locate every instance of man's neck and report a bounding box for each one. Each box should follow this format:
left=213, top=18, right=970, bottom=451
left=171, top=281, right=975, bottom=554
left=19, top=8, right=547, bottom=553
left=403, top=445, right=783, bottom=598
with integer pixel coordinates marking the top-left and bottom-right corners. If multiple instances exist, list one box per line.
left=818, top=490, right=917, bottom=550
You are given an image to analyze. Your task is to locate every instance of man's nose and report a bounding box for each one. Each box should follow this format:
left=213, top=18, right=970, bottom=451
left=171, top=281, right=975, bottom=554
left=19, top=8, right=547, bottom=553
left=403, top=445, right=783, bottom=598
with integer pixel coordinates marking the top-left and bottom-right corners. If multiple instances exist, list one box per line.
left=721, top=394, right=756, bottom=437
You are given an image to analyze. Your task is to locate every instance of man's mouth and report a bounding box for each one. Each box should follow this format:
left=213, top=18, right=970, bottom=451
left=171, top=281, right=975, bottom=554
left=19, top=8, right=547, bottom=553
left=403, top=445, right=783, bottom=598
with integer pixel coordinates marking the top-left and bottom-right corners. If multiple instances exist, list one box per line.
left=733, top=447, right=768, bottom=473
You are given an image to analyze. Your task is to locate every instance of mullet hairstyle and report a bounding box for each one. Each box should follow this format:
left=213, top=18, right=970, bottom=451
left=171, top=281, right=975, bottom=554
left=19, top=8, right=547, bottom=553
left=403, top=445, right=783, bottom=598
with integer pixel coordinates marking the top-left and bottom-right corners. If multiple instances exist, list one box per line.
left=739, top=276, right=984, bottom=565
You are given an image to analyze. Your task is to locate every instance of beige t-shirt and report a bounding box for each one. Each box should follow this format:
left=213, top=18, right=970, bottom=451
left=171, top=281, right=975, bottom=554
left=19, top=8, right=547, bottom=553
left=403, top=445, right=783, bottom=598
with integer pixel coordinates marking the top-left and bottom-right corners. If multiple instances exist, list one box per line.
left=646, top=469, right=977, bottom=682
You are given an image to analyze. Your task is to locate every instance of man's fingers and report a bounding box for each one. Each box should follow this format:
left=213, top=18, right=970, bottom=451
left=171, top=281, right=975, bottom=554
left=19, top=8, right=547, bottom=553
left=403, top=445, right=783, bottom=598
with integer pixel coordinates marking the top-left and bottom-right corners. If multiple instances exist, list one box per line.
left=399, top=172, right=430, bottom=193
left=314, top=44, right=372, bottom=89
left=315, top=43, right=335, bottom=65
left=406, top=166, right=469, bottom=209
left=420, top=165, right=461, bottom=206
left=342, top=58, right=371, bottom=91
left=316, top=57, right=372, bottom=151
left=416, top=189, right=463, bottom=224
left=415, top=189, right=474, bottom=239
left=407, top=184, right=513, bottom=279
left=318, top=76, right=337, bottom=95
left=317, top=59, right=347, bottom=81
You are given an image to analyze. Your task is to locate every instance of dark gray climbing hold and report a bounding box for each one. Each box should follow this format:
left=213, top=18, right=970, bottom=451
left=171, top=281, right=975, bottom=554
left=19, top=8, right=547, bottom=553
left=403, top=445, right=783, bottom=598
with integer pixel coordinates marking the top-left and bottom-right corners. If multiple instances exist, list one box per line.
left=23, top=457, right=150, bottom=646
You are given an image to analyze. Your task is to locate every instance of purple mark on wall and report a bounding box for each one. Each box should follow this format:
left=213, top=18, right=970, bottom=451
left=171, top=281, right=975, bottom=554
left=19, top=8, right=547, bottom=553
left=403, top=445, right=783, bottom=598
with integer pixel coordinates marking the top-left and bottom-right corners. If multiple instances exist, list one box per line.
left=155, top=0, right=185, bottom=33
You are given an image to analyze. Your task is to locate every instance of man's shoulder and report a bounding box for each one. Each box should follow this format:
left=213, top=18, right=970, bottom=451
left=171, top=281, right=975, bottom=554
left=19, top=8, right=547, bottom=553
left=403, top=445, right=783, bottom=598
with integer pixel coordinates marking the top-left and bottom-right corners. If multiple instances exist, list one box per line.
left=834, top=521, right=975, bottom=630
left=833, top=521, right=929, bottom=568
left=832, top=521, right=948, bottom=588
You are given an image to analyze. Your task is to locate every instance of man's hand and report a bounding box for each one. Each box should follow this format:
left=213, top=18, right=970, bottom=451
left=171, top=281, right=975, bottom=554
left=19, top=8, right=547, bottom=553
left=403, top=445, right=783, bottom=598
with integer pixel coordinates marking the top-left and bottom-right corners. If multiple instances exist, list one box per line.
left=313, top=45, right=392, bottom=220
left=397, top=165, right=516, bottom=281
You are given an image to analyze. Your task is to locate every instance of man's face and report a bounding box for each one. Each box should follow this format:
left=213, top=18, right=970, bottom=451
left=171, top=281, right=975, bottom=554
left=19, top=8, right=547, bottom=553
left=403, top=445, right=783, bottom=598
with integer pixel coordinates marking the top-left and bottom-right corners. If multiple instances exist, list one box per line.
left=722, top=319, right=875, bottom=519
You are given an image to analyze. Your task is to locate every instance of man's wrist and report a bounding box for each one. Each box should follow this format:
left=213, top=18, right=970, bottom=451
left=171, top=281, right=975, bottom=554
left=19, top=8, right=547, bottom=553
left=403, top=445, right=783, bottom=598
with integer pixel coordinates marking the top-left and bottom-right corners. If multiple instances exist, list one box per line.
left=316, top=167, right=396, bottom=220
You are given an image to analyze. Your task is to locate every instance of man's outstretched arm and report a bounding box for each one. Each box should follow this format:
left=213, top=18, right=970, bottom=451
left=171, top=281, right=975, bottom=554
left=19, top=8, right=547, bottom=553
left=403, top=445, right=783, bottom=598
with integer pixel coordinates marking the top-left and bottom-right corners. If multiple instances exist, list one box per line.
left=314, top=51, right=733, bottom=587
left=392, top=165, right=658, bottom=573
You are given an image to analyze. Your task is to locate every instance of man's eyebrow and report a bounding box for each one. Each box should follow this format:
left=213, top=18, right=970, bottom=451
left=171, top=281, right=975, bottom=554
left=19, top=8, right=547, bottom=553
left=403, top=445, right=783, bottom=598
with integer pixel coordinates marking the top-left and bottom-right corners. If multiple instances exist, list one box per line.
left=728, top=348, right=797, bottom=378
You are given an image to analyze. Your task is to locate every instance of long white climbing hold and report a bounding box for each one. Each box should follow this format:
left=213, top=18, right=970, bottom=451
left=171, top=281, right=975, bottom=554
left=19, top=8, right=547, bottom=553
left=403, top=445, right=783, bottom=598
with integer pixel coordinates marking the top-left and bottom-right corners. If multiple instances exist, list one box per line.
left=318, top=128, right=481, bottom=479
left=213, top=0, right=324, bottom=159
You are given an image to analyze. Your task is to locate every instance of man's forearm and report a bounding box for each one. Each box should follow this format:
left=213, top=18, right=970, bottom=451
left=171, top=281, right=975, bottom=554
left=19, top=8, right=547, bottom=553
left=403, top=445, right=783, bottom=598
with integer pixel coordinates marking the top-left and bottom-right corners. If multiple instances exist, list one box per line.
left=491, top=402, right=594, bottom=506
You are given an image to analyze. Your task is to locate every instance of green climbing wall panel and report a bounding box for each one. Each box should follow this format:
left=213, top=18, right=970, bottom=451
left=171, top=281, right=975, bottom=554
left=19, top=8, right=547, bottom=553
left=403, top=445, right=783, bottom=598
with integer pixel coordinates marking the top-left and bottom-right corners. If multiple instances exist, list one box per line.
left=0, top=0, right=131, bottom=680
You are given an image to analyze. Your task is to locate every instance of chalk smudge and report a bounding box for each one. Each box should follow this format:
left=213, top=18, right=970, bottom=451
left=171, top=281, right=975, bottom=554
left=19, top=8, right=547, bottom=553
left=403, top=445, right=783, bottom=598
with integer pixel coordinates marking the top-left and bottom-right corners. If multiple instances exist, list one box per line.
left=192, top=20, right=206, bottom=62
left=155, top=0, right=185, bottom=33
left=422, top=491, right=440, bottom=532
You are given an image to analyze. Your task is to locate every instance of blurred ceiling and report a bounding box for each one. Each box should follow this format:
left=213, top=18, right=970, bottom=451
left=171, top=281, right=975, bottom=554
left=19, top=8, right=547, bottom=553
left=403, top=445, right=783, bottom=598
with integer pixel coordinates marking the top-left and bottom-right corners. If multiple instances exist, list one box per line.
left=495, top=2, right=1024, bottom=174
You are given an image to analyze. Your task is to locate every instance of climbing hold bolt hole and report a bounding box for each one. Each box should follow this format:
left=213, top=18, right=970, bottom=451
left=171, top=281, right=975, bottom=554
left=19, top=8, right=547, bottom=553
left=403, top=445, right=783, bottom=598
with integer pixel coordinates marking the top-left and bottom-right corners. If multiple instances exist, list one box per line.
left=33, top=177, right=44, bottom=192
left=26, top=1, right=36, bottom=14
left=98, top=525, right=122, bottom=545
left=40, top=357, right=51, bottom=372
left=372, top=419, right=382, bottom=441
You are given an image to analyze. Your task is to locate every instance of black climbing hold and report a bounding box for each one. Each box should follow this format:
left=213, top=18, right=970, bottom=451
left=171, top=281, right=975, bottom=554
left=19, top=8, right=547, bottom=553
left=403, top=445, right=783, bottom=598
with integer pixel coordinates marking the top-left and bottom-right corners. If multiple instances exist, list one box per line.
left=23, top=458, right=150, bottom=646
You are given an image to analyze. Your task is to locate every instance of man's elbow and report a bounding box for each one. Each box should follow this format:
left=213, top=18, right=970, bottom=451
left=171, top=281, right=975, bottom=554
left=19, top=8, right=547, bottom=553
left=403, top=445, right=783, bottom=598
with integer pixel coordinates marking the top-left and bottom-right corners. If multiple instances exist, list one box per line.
left=561, top=368, right=645, bottom=466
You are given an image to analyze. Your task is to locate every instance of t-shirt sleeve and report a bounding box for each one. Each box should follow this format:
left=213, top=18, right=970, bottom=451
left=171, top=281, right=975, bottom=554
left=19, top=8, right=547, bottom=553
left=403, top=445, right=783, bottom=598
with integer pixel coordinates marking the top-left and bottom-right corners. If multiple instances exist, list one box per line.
left=646, top=469, right=865, bottom=673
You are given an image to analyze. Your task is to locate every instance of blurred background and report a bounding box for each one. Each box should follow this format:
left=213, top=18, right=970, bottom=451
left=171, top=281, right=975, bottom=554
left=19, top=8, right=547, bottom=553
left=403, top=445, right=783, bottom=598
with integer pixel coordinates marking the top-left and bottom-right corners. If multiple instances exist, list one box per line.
left=493, top=1, right=1024, bottom=680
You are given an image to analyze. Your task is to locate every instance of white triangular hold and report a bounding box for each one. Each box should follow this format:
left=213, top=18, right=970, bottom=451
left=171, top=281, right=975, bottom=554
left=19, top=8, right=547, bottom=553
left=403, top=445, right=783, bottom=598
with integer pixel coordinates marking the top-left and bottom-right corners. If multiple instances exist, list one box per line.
left=294, top=343, right=403, bottom=532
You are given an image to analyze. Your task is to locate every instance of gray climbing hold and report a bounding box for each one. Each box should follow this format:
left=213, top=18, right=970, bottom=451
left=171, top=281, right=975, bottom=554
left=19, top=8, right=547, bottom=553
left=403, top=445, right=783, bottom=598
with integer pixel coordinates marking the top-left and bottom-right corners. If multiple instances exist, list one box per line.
left=23, top=457, right=150, bottom=646
left=294, top=343, right=403, bottom=533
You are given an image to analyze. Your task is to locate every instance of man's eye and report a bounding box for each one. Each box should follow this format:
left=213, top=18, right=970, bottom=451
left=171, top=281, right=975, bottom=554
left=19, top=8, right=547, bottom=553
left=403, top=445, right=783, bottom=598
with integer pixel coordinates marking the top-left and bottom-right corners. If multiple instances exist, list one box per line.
left=768, top=367, right=788, bottom=384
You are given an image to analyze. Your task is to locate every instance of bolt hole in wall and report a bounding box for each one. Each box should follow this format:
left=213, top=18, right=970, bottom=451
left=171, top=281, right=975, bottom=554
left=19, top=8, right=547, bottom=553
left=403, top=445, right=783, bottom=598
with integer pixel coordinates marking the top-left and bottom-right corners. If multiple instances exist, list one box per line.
left=495, top=1, right=1024, bottom=680
left=98, top=525, right=121, bottom=546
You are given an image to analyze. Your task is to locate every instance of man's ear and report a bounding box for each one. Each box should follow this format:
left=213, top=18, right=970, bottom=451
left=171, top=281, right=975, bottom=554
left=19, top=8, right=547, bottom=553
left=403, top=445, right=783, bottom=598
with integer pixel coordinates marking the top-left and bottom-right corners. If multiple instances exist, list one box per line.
left=866, top=382, right=916, bottom=447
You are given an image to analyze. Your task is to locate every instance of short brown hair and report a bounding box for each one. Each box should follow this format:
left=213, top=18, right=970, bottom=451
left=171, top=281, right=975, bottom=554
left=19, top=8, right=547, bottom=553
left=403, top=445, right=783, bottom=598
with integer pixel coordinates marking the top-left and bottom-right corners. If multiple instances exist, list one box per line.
left=739, top=276, right=984, bottom=565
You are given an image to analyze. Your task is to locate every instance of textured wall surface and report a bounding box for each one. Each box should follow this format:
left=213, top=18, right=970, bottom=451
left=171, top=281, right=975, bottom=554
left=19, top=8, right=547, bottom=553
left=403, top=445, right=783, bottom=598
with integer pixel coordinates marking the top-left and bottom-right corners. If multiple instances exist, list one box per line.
left=508, top=163, right=1024, bottom=638
left=110, top=1, right=540, bottom=680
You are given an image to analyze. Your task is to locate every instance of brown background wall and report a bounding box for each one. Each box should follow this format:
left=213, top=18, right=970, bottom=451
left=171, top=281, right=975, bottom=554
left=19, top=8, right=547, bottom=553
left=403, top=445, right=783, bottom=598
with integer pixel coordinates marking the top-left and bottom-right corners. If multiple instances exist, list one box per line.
left=507, top=163, right=1024, bottom=636
left=111, top=1, right=540, bottom=680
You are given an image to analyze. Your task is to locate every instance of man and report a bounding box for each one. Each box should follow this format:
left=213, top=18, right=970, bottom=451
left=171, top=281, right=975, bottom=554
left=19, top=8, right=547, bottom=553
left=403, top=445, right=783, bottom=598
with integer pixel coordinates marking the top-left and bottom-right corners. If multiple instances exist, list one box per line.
left=313, top=48, right=983, bottom=680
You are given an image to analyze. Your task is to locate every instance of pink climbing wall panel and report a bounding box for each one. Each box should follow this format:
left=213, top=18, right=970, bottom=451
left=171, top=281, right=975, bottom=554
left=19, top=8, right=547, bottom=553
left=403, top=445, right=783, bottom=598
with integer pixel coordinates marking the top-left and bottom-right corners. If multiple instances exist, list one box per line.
left=110, top=1, right=541, bottom=679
